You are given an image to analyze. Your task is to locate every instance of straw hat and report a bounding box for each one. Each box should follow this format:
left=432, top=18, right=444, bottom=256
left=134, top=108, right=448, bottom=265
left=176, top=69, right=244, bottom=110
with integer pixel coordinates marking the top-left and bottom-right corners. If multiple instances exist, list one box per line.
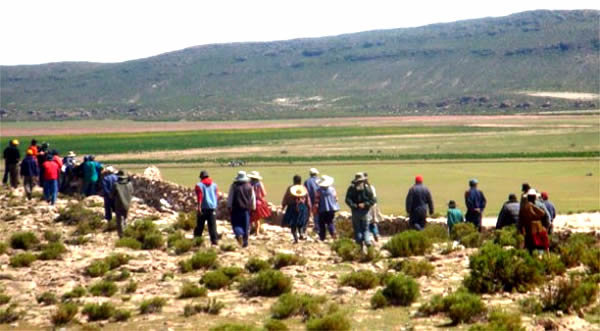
left=290, top=185, right=308, bottom=197
left=309, top=168, right=319, bottom=175
left=234, top=171, right=250, bottom=182
left=247, top=171, right=263, bottom=180
left=67, top=151, right=76, bottom=157
left=318, top=175, right=334, bottom=187
left=11, top=139, right=19, bottom=146
left=353, top=172, right=366, bottom=183
left=105, top=166, right=117, bottom=174
left=26, top=149, right=34, bottom=156
left=524, top=188, right=538, bottom=198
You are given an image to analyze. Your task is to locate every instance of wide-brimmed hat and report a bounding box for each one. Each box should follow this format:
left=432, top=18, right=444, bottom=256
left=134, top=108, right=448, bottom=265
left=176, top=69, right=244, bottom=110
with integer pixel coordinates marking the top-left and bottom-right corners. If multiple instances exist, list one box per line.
left=67, top=151, right=76, bottom=157
left=290, top=185, right=308, bottom=197
left=353, top=172, right=366, bottom=183
left=318, top=175, right=334, bottom=187
left=309, top=168, right=319, bottom=175
left=247, top=171, right=263, bottom=180
left=524, top=188, right=538, bottom=198
left=234, top=171, right=250, bottom=182
left=469, top=178, right=479, bottom=186
left=105, top=166, right=117, bottom=174
left=26, top=149, right=34, bottom=156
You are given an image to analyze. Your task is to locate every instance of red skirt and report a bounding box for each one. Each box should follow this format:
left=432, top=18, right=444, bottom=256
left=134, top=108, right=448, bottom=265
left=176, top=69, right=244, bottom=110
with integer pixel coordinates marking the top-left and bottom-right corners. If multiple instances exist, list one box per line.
left=251, top=200, right=272, bottom=223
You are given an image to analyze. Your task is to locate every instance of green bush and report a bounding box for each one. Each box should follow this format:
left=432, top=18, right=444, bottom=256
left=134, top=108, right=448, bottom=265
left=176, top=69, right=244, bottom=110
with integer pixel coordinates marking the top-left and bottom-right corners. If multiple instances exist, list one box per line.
left=389, top=259, right=434, bottom=278
left=331, top=238, right=379, bottom=262
left=541, top=253, right=566, bottom=276
left=38, top=242, right=67, bottom=260
left=115, top=237, right=142, bottom=250
left=51, top=302, right=78, bottom=325
left=339, top=270, right=380, bottom=290
left=557, top=233, right=597, bottom=268
left=383, top=230, right=432, bottom=257
left=0, top=304, right=20, bottom=324
left=541, top=275, right=599, bottom=312
left=270, top=293, right=327, bottom=320
left=175, top=212, right=196, bottom=231
left=179, top=282, right=208, bottom=298
left=184, top=299, right=225, bottom=317
left=104, top=269, right=130, bottom=282
left=139, top=297, right=167, bottom=314
left=370, top=290, right=388, bottom=309
left=10, top=231, right=39, bottom=250
left=64, top=235, right=90, bottom=246
left=210, top=323, right=258, bottom=331
left=142, top=233, right=164, bottom=250
left=469, top=310, right=524, bottom=331
left=174, top=239, right=194, bottom=255
left=113, top=309, right=131, bottom=322
left=201, top=270, right=232, bottom=290
left=10, top=252, right=37, bottom=267
left=0, top=294, right=10, bottom=305
left=43, top=230, right=62, bottom=243
left=123, top=281, right=137, bottom=294
left=0, top=242, right=7, bottom=255
left=85, top=260, right=110, bottom=277
left=61, top=286, right=86, bottom=301
left=56, top=202, right=103, bottom=226
left=220, top=242, right=238, bottom=252
left=180, top=250, right=218, bottom=272
left=582, top=247, right=600, bottom=274
left=89, top=280, right=118, bottom=297
left=220, top=266, right=244, bottom=279
left=464, top=242, right=543, bottom=293
left=239, top=270, right=292, bottom=297
left=104, top=219, right=118, bottom=232
left=306, top=312, right=351, bottom=331
left=82, top=302, right=115, bottom=321
left=419, top=288, right=486, bottom=325
left=105, top=253, right=131, bottom=269
left=122, top=219, right=164, bottom=250
left=73, top=216, right=104, bottom=235
left=245, top=258, right=271, bottom=273
left=379, top=274, right=419, bottom=306
left=451, top=223, right=482, bottom=248
left=493, top=226, right=524, bottom=248
left=264, top=319, right=289, bottom=331
left=270, top=253, right=306, bottom=269
left=422, top=223, right=449, bottom=243
left=335, top=217, right=354, bottom=239
left=519, top=297, right=542, bottom=314
left=36, top=292, right=58, bottom=305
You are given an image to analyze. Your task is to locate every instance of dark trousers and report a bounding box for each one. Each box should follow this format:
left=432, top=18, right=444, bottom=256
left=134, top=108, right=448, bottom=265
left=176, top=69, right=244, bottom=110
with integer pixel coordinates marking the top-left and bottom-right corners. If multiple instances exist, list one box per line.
left=466, top=210, right=482, bottom=232
left=4, top=163, right=19, bottom=188
left=231, top=209, right=250, bottom=247
left=318, top=211, right=337, bottom=240
left=43, top=179, right=58, bottom=205
left=116, top=211, right=128, bottom=238
left=195, top=209, right=218, bottom=245
left=104, top=197, right=114, bottom=221
left=83, top=180, right=97, bottom=196
left=290, top=225, right=305, bottom=242
left=23, top=176, right=34, bottom=200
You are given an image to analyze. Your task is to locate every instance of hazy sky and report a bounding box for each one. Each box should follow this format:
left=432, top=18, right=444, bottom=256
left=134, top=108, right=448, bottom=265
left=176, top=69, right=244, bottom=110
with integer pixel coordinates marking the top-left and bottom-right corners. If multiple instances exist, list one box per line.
left=1, top=0, right=598, bottom=65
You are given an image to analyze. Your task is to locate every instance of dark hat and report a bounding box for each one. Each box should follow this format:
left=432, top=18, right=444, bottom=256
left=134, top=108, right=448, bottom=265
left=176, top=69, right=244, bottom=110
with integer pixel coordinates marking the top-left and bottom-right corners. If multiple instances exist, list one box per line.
left=46, top=153, right=53, bottom=161
left=508, top=193, right=517, bottom=202
left=448, top=200, right=456, bottom=208
left=199, top=170, right=209, bottom=179
left=521, top=183, right=530, bottom=193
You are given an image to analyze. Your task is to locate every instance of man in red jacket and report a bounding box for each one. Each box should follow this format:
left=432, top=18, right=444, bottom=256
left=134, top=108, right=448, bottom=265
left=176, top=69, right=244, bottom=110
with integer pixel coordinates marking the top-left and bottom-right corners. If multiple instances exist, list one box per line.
left=41, top=154, right=60, bottom=205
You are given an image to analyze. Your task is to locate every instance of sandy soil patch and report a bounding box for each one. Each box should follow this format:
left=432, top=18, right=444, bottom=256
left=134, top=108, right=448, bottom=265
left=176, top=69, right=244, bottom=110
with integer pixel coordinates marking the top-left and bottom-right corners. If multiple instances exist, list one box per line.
left=520, top=91, right=600, bottom=100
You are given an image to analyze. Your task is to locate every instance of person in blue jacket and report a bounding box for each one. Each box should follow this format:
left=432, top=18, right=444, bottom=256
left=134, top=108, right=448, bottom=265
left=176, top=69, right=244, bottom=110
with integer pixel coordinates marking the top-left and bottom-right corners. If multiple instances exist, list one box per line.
left=20, top=148, right=39, bottom=200
left=102, top=166, right=119, bottom=221
left=464, top=178, right=487, bottom=232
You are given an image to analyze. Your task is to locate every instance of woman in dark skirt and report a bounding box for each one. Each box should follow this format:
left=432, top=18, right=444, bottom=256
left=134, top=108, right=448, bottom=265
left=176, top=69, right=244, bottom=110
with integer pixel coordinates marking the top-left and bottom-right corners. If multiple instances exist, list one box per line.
left=282, top=175, right=311, bottom=243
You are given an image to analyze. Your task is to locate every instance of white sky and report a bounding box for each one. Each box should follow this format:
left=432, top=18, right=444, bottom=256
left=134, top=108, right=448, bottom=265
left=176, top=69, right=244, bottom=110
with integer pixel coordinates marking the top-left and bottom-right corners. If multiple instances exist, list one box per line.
left=1, top=0, right=598, bottom=65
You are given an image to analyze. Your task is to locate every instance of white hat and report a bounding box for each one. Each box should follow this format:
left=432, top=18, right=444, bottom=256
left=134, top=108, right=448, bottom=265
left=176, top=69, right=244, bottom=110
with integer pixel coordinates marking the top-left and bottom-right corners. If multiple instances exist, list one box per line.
left=234, top=171, right=250, bottom=182
left=318, top=175, right=334, bottom=187
left=290, top=185, right=308, bottom=197
left=247, top=171, right=263, bottom=180
left=309, top=168, right=319, bottom=175
left=67, top=151, right=76, bottom=157
left=524, top=188, right=538, bottom=198
left=105, top=166, right=117, bottom=174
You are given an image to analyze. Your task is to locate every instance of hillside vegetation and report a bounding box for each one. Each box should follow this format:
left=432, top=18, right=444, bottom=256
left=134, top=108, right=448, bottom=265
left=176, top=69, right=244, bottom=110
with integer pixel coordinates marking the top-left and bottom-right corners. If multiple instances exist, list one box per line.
left=1, top=10, right=599, bottom=120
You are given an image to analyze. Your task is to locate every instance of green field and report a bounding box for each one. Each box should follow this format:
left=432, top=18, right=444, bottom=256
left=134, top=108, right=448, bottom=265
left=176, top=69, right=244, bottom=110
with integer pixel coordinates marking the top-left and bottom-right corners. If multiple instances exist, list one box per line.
left=126, top=159, right=599, bottom=216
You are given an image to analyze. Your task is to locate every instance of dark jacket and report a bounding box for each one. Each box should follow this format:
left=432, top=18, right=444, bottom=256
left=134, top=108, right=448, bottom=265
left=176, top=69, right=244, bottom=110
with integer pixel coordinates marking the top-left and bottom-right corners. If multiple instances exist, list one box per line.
left=111, top=176, right=133, bottom=214
left=345, top=184, right=376, bottom=210
left=102, top=174, right=119, bottom=197
left=543, top=200, right=556, bottom=221
left=496, top=201, right=520, bottom=229
left=20, top=155, right=39, bottom=177
left=405, top=184, right=434, bottom=216
left=465, top=188, right=487, bottom=212
left=3, top=146, right=20, bottom=165
left=227, top=182, right=255, bottom=211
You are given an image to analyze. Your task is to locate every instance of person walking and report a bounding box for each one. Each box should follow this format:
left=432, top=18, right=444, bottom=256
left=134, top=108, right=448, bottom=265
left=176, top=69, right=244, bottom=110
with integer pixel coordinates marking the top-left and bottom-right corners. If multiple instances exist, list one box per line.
left=20, top=149, right=39, bottom=200
left=496, top=193, right=520, bottom=229
left=101, top=166, right=119, bottom=221
left=227, top=171, right=256, bottom=247
left=313, top=175, right=340, bottom=241
left=195, top=170, right=220, bottom=246
left=41, top=154, right=60, bottom=205
left=248, top=171, right=271, bottom=235
left=519, top=189, right=549, bottom=254
left=36, top=142, right=49, bottom=187
left=304, top=168, right=320, bottom=233
left=60, top=151, right=78, bottom=194
left=345, top=173, right=377, bottom=252
left=540, top=192, right=556, bottom=234
left=446, top=200, right=464, bottom=234
left=111, top=171, right=134, bottom=238
left=405, top=175, right=434, bottom=231
left=363, top=173, right=381, bottom=242
left=282, top=178, right=311, bottom=244
left=3, top=139, right=21, bottom=188
left=82, top=155, right=103, bottom=196
left=464, top=179, right=487, bottom=232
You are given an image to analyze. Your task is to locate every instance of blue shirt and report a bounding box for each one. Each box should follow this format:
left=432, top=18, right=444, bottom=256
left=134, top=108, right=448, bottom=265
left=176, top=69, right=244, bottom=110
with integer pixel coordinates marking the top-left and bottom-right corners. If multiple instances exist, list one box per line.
left=304, top=176, right=319, bottom=204
left=317, top=186, right=340, bottom=213
left=102, top=174, right=118, bottom=196
left=465, top=188, right=487, bottom=211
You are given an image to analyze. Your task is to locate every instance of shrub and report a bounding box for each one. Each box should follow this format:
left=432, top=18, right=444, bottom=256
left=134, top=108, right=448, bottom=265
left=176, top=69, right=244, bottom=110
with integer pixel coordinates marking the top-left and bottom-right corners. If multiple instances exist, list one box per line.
left=38, top=242, right=67, bottom=260
left=37, top=292, right=57, bottom=305
left=179, top=282, right=208, bottom=298
left=270, top=293, right=327, bottom=320
left=104, top=219, right=118, bottom=232
left=389, top=259, right=434, bottom=278
left=180, top=250, right=218, bottom=272
left=82, top=302, right=115, bottom=321
left=51, top=302, right=78, bottom=325
left=239, top=270, right=292, bottom=297
left=541, top=275, right=599, bottom=312
left=10, top=231, right=39, bottom=250
left=582, top=247, right=600, bottom=274
left=123, top=281, right=137, bottom=294
left=519, top=297, right=542, bottom=314
left=89, top=280, right=118, bottom=297
left=104, top=269, right=130, bottom=282
left=379, top=274, right=419, bottom=306
left=220, top=242, right=238, bottom=252
left=115, top=237, right=142, bottom=250
left=210, top=323, right=257, bottom=331
left=464, top=242, right=543, bottom=293
left=245, top=258, right=271, bottom=273
left=61, top=286, right=86, bottom=301
left=143, top=233, right=164, bottom=250
left=64, top=235, right=90, bottom=246
left=201, top=270, right=232, bottom=290
left=56, top=202, right=103, bottom=226
left=422, top=223, right=449, bottom=243
left=184, top=299, right=225, bottom=316
left=122, top=219, right=164, bottom=250
left=383, top=230, right=432, bottom=257
left=113, top=309, right=131, bottom=322
left=451, top=223, right=482, bottom=248
left=0, top=304, right=20, bottom=324
left=175, top=212, right=196, bottom=231
left=270, top=253, right=306, bottom=269
left=541, top=253, right=566, bottom=276
left=85, top=260, right=110, bottom=277
left=105, top=253, right=131, bottom=269
left=493, top=226, right=524, bottom=248
left=339, top=270, right=379, bottom=290
left=220, top=266, right=244, bottom=279
left=0, top=294, right=9, bottom=305
left=419, top=288, right=486, bottom=325
left=264, top=319, right=289, bottom=331
left=557, top=233, right=596, bottom=268
left=469, top=310, right=524, bottom=331
left=140, top=297, right=166, bottom=314
left=10, top=252, right=37, bottom=267
left=0, top=242, right=7, bottom=255
left=167, top=231, right=184, bottom=246
left=331, top=238, right=379, bottom=262
left=370, top=290, right=388, bottom=309
left=43, top=230, right=62, bottom=243
left=306, top=312, right=351, bottom=331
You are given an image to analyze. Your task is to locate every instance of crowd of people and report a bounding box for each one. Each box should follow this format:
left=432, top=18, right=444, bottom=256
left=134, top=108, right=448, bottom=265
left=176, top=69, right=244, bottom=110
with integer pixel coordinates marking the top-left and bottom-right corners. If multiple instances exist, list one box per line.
left=4, top=138, right=558, bottom=255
